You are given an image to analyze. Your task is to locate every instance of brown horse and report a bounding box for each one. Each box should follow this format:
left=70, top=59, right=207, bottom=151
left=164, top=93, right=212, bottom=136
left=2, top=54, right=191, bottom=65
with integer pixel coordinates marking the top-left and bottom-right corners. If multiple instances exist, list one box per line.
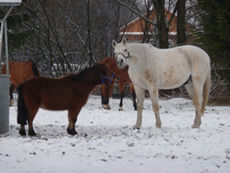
left=1, top=60, right=40, bottom=106
left=99, top=57, right=137, bottom=111
left=17, top=64, right=113, bottom=136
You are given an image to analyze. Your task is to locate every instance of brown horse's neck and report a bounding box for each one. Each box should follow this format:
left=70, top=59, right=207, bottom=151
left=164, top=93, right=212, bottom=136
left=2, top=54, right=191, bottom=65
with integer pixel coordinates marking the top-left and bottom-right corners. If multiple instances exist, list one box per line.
left=69, top=64, right=110, bottom=94
left=83, top=78, right=102, bottom=94
left=70, top=75, right=102, bottom=95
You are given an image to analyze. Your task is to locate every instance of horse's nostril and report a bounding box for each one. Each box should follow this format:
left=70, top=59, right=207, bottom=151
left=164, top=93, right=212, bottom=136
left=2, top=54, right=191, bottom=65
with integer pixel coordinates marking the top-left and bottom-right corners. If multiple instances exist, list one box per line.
left=121, top=59, right=123, bottom=63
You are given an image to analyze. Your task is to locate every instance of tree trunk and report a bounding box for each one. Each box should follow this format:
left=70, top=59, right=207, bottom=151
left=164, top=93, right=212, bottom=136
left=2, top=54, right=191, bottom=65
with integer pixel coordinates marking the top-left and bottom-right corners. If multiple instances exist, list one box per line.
left=177, top=0, right=186, bottom=45
left=152, top=0, right=168, bottom=48
left=86, top=0, right=93, bottom=66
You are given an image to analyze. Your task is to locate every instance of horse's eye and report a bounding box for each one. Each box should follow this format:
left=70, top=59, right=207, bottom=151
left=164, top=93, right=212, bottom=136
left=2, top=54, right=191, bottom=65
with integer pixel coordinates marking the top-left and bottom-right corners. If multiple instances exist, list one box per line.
left=124, top=49, right=127, bottom=52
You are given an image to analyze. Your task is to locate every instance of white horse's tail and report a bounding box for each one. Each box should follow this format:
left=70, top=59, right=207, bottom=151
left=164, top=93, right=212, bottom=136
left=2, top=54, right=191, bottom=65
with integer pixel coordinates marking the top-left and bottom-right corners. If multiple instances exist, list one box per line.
left=201, top=67, right=211, bottom=116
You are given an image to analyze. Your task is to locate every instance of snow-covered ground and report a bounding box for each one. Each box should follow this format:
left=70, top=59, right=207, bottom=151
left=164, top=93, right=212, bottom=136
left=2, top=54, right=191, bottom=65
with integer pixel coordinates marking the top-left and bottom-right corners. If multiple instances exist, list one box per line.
left=0, top=95, right=230, bottom=173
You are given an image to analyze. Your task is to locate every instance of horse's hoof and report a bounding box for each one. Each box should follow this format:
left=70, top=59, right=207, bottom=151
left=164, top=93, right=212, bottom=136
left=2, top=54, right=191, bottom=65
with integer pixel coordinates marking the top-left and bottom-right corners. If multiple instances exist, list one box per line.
left=29, top=129, right=37, bottom=136
left=155, top=124, right=162, bottom=128
left=118, top=107, right=123, bottom=111
left=19, top=129, right=26, bottom=136
left=133, top=125, right=140, bottom=130
left=133, top=127, right=140, bottom=130
left=69, top=131, right=78, bottom=136
left=67, top=128, right=78, bottom=136
left=191, top=124, right=200, bottom=128
left=103, top=104, right=111, bottom=110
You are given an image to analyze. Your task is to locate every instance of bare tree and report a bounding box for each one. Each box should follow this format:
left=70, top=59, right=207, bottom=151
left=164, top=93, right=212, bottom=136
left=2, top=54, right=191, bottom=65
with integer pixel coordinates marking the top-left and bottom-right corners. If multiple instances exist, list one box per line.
left=10, top=0, right=135, bottom=76
left=9, top=0, right=198, bottom=78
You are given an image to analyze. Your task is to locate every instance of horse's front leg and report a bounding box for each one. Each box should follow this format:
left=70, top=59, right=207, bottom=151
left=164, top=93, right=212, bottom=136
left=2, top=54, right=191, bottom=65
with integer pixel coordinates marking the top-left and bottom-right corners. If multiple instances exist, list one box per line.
left=9, top=84, right=17, bottom=106
left=149, top=86, right=161, bottom=128
left=118, top=81, right=125, bottom=111
left=28, top=109, right=38, bottom=136
left=101, top=84, right=113, bottom=110
left=133, top=86, right=145, bottom=129
left=106, top=83, right=114, bottom=109
left=19, top=125, right=26, bottom=136
left=130, top=83, right=137, bottom=110
left=67, top=109, right=81, bottom=135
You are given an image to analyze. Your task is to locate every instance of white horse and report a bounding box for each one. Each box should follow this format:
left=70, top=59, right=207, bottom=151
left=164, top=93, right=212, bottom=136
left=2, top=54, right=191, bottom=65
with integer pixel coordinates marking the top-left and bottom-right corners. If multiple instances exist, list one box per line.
left=112, top=37, right=211, bottom=129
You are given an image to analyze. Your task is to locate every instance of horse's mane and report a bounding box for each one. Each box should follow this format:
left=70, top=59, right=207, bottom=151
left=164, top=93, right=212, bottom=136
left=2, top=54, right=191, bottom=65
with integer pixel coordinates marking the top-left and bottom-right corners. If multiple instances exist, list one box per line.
left=31, top=61, right=40, bottom=76
left=69, top=64, right=109, bottom=84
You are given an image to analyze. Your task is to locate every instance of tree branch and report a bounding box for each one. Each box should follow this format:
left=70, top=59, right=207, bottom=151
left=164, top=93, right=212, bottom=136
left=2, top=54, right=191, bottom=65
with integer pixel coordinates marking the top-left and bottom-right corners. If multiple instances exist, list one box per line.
left=115, top=0, right=156, bottom=26
left=168, top=0, right=178, bottom=26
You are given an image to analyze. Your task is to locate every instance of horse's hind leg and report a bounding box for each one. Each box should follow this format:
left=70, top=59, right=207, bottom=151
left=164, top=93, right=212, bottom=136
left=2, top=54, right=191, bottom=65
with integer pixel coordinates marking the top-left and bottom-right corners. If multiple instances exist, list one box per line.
left=149, top=86, right=161, bottom=128
left=28, top=108, right=39, bottom=136
left=191, top=81, right=204, bottom=128
left=106, top=84, right=114, bottom=109
left=130, top=83, right=137, bottom=110
left=19, top=125, right=26, bottom=136
left=101, top=84, right=112, bottom=110
left=133, top=86, right=145, bottom=129
left=67, top=109, right=81, bottom=135
left=118, top=81, right=125, bottom=111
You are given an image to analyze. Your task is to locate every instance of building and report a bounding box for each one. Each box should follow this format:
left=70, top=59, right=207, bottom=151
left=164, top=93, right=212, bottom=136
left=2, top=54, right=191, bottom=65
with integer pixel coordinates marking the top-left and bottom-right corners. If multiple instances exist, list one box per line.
left=119, top=9, right=196, bottom=47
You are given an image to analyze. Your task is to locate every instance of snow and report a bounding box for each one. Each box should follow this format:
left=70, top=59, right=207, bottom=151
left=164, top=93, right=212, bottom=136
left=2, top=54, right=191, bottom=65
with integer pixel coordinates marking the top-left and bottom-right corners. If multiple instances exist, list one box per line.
left=0, top=95, right=230, bottom=173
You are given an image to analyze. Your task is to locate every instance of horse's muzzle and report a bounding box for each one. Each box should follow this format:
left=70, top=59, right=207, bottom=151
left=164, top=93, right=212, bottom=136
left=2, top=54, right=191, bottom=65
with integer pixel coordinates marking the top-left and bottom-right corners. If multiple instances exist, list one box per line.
left=116, top=60, right=126, bottom=69
left=116, top=54, right=126, bottom=69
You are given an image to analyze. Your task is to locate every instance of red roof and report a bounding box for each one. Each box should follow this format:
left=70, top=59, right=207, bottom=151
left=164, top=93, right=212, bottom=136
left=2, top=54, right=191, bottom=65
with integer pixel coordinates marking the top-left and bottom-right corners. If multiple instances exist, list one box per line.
left=119, top=9, right=195, bottom=43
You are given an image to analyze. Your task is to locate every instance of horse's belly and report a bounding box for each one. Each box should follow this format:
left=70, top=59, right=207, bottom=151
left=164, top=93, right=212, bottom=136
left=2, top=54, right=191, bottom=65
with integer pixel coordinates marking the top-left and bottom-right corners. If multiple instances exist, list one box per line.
left=42, top=102, right=68, bottom=111
left=41, top=96, right=71, bottom=111
left=159, top=76, right=189, bottom=89
left=159, top=83, right=182, bottom=90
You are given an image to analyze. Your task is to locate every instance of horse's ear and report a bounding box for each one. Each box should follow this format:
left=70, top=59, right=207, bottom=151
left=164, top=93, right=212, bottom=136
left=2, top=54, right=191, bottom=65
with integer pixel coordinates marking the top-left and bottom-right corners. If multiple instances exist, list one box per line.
left=122, top=37, right=127, bottom=45
left=112, top=39, right=117, bottom=48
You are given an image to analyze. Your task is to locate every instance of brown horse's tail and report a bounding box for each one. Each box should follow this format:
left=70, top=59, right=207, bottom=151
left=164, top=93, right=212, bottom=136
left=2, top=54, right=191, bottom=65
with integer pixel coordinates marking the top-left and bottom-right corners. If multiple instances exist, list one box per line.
left=17, top=84, right=28, bottom=125
left=31, top=61, right=40, bottom=76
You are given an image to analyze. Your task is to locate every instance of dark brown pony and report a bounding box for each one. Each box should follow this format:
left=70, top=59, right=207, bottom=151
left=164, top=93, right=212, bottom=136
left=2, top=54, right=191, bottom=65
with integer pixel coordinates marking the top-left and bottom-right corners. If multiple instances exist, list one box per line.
left=1, top=60, right=40, bottom=106
left=17, top=64, right=112, bottom=136
left=99, top=57, right=137, bottom=111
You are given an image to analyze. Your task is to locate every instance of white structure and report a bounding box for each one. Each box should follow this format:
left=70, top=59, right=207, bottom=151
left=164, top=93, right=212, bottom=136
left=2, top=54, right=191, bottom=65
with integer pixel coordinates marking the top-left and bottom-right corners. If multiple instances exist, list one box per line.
left=0, top=0, right=21, bottom=134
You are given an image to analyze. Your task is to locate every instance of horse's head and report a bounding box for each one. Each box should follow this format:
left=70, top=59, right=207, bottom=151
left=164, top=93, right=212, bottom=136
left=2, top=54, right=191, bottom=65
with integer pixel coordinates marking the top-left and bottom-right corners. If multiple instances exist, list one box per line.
left=112, top=37, right=131, bottom=69
left=96, top=64, right=115, bottom=85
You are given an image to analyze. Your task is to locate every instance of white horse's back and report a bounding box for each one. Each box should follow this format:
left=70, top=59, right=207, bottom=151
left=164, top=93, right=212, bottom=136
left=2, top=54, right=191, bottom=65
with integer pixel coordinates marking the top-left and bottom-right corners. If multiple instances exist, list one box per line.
left=157, top=45, right=210, bottom=89
left=126, top=44, right=210, bottom=90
